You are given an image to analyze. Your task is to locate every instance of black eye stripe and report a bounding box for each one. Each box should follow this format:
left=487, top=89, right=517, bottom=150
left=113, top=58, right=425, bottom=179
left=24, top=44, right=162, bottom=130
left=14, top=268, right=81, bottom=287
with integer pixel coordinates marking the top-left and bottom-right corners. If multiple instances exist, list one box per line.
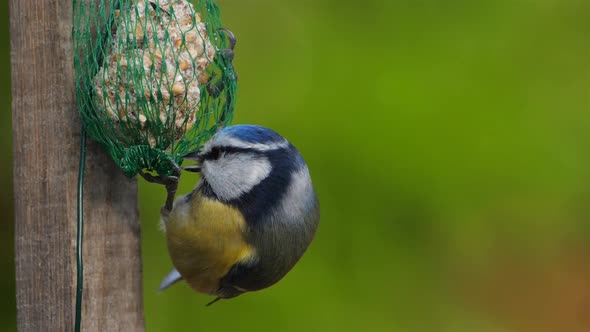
left=211, top=147, right=221, bottom=159
left=202, top=147, right=221, bottom=160
left=220, top=146, right=257, bottom=154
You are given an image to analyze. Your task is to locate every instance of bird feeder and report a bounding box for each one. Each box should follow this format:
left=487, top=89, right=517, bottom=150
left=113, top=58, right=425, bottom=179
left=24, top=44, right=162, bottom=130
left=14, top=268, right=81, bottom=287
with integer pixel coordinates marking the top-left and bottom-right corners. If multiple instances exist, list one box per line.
left=73, top=0, right=237, bottom=178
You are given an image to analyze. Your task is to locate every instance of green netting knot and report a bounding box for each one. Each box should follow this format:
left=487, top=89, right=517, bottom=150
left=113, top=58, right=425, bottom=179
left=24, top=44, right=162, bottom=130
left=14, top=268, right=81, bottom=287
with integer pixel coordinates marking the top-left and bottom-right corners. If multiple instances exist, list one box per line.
left=120, top=145, right=180, bottom=177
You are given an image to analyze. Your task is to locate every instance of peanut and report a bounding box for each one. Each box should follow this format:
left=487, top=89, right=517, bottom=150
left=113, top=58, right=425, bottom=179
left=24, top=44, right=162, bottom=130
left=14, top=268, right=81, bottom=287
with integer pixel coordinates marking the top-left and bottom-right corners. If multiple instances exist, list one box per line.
left=172, top=82, right=185, bottom=96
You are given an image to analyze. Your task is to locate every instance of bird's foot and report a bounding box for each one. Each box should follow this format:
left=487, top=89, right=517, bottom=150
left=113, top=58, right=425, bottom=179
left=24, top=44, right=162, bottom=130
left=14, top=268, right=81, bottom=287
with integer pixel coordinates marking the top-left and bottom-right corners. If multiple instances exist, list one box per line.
left=207, top=28, right=238, bottom=97
left=139, top=165, right=181, bottom=212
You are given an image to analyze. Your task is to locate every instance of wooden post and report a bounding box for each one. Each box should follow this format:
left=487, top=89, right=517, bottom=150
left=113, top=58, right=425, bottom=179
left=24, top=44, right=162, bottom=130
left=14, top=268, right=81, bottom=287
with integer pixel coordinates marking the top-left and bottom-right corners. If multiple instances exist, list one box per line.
left=10, top=0, right=145, bottom=331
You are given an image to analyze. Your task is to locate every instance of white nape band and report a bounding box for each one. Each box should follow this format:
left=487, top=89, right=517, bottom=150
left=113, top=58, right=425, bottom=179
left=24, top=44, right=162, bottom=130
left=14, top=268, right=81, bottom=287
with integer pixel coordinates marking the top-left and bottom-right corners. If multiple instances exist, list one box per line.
left=212, top=136, right=290, bottom=152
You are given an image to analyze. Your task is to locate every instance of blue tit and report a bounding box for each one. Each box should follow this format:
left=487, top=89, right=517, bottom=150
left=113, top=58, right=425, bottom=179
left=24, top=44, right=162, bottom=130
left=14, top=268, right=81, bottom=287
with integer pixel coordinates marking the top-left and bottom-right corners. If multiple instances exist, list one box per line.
left=158, top=124, right=320, bottom=305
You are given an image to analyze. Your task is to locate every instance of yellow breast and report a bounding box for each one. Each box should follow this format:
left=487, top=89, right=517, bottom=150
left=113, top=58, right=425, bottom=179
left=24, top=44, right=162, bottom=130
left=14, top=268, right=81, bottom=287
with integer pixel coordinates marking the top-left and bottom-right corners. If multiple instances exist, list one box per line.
left=165, top=192, right=255, bottom=295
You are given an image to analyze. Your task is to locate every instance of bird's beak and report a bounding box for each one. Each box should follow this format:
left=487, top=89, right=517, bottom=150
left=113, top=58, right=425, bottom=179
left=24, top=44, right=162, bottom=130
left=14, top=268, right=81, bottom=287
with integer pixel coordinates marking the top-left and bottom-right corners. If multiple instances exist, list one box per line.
left=183, top=149, right=202, bottom=161
left=182, top=150, right=203, bottom=173
left=183, top=165, right=201, bottom=173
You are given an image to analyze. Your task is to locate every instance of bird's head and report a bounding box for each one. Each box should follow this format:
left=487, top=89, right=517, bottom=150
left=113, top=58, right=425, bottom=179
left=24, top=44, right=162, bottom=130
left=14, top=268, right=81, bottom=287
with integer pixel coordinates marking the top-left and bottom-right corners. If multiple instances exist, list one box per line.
left=185, top=125, right=303, bottom=202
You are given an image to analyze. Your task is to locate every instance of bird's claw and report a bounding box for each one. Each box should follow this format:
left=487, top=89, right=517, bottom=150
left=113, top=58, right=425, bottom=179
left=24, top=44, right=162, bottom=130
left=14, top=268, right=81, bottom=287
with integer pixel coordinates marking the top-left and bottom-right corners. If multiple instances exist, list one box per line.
left=164, top=175, right=179, bottom=189
left=207, top=28, right=238, bottom=98
left=139, top=170, right=180, bottom=213
left=139, top=171, right=178, bottom=186
left=218, top=28, right=236, bottom=61
left=220, top=28, right=237, bottom=51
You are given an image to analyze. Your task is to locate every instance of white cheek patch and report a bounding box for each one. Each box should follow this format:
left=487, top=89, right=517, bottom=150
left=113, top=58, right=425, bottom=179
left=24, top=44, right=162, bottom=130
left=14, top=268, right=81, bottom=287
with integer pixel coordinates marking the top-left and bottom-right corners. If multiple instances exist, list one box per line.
left=203, top=154, right=272, bottom=201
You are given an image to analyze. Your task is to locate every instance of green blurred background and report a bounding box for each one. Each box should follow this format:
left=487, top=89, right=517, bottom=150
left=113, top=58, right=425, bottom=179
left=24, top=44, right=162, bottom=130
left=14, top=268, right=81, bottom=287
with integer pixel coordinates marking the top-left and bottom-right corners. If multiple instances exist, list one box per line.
left=1, top=0, right=590, bottom=331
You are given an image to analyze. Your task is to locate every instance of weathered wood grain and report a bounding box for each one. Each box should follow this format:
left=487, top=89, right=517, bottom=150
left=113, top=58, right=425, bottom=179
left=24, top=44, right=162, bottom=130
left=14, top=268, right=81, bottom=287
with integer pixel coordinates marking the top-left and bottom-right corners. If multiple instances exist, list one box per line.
left=10, top=0, right=145, bottom=330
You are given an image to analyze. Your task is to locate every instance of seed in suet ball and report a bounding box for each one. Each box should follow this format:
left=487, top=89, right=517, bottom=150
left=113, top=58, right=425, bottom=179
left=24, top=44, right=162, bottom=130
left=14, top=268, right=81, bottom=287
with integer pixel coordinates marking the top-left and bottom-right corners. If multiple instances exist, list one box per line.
left=94, top=0, right=217, bottom=148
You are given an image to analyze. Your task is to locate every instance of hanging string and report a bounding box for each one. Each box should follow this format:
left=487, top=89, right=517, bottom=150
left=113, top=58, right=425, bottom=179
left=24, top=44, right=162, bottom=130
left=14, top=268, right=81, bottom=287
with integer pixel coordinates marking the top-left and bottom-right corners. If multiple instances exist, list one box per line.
left=75, top=130, right=87, bottom=332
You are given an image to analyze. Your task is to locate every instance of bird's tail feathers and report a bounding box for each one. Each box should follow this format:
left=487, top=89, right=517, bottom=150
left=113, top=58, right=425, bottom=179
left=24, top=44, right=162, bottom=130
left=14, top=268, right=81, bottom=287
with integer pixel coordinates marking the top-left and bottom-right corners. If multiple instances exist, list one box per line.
left=158, top=268, right=183, bottom=292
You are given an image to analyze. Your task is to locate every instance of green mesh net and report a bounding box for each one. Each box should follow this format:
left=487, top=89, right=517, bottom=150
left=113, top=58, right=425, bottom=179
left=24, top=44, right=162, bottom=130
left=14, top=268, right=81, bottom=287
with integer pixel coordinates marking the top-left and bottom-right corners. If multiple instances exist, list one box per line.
left=73, top=0, right=237, bottom=177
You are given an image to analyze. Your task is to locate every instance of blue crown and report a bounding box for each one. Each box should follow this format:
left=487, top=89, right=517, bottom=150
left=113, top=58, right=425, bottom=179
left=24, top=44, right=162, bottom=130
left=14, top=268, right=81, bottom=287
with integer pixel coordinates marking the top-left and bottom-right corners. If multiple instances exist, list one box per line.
left=220, top=125, right=285, bottom=144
